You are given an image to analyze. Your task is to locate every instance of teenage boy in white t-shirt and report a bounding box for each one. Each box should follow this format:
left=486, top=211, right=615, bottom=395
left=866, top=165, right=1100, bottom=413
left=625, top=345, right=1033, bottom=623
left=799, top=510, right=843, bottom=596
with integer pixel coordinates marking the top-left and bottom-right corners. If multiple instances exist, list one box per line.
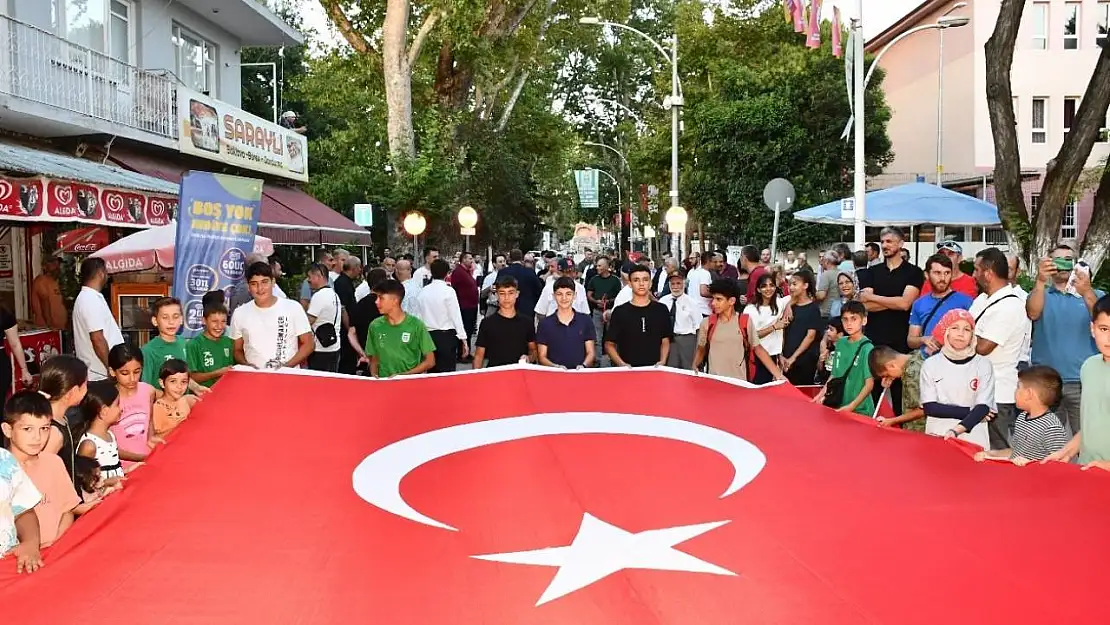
left=230, top=262, right=314, bottom=370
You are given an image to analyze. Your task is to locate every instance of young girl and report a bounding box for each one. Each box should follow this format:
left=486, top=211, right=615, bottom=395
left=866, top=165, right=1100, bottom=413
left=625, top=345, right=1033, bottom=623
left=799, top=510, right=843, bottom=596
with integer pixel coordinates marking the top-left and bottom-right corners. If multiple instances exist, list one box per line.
left=40, top=355, right=88, bottom=492
left=77, top=381, right=147, bottom=486
left=780, top=269, right=822, bottom=386
left=73, top=455, right=118, bottom=507
left=921, top=308, right=995, bottom=449
left=743, top=274, right=791, bottom=384
left=153, top=359, right=198, bottom=437
left=109, top=344, right=159, bottom=468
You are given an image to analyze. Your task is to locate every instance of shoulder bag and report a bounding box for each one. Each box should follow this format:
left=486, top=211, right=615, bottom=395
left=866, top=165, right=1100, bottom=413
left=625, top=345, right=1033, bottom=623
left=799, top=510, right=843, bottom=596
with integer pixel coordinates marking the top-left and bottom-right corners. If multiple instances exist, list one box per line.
left=822, top=338, right=871, bottom=408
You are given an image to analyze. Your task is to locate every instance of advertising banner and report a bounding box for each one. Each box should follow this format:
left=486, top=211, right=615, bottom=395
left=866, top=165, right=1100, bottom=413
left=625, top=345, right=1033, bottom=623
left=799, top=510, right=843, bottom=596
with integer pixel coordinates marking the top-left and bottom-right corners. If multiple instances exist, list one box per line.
left=574, top=169, right=599, bottom=209
left=177, top=87, right=308, bottom=182
left=0, top=174, right=176, bottom=228
left=173, top=172, right=263, bottom=338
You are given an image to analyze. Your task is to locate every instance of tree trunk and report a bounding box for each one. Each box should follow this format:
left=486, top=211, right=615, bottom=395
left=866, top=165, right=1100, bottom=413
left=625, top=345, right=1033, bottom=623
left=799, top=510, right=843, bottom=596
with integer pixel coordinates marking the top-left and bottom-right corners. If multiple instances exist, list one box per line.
left=383, top=0, right=415, bottom=163
left=1082, top=163, right=1110, bottom=272
left=1033, top=41, right=1110, bottom=261
left=983, top=0, right=1029, bottom=264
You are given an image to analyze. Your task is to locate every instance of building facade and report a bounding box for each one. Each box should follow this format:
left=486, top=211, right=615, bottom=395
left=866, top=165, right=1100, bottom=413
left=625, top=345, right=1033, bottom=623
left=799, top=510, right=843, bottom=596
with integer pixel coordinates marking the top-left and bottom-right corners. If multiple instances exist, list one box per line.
left=869, top=0, right=1108, bottom=249
left=0, top=0, right=369, bottom=329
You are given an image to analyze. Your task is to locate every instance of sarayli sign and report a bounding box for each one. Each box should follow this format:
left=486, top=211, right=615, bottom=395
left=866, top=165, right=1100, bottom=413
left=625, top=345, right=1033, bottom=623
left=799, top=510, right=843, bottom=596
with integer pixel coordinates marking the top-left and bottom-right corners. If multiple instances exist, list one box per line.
left=177, top=87, right=308, bottom=182
left=0, top=174, right=176, bottom=227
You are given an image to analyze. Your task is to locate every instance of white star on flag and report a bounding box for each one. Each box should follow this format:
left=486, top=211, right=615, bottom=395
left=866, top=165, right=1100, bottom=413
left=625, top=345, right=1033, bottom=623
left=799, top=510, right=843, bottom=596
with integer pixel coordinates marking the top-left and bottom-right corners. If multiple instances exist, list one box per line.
left=472, top=513, right=736, bottom=606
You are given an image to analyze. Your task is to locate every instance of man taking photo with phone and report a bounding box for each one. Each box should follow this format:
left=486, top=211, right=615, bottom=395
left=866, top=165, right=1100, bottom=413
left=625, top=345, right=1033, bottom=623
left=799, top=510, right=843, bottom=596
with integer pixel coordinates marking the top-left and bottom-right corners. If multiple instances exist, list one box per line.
left=1026, top=245, right=1104, bottom=437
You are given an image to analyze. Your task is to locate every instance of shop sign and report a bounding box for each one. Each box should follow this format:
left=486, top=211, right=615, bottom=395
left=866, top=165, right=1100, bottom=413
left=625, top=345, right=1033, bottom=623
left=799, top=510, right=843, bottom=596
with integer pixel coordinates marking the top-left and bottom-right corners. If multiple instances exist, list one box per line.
left=177, top=87, right=308, bottom=182
left=0, top=174, right=176, bottom=228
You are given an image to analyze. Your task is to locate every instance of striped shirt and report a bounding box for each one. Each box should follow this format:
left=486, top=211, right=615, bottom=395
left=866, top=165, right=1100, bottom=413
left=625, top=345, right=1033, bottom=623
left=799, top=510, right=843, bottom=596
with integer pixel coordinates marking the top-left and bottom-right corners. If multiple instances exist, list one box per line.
left=1010, top=411, right=1070, bottom=461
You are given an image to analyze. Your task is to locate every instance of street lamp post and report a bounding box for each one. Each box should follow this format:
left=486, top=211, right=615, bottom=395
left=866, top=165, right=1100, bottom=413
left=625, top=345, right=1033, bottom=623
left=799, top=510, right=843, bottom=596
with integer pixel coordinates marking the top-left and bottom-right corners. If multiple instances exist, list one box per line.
left=583, top=141, right=633, bottom=256
left=592, top=168, right=622, bottom=237
left=458, top=205, right=478, bottom=252
left=403, top=211, right=426, bottom=252
left=850, top=8, right=970, bottom=248
left=580, top=17, right=685, bottom=257
left=665, top=205, right=687, bottom=260
left=937, top=2, right=968, bottom=186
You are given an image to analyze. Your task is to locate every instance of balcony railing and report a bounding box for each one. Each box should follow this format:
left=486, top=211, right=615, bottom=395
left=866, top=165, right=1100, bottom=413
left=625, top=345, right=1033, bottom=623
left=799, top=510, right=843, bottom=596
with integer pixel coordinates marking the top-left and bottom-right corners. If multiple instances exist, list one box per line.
left=0, top=14, right=177, bottom=140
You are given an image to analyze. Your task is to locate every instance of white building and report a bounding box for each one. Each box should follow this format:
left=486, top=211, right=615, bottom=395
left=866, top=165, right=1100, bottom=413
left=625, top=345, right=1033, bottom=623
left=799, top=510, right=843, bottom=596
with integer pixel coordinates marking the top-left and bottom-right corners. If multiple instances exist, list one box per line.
left=870, top=0, right=1108, bottom=249
left=0, top=0, right=369, bottom=329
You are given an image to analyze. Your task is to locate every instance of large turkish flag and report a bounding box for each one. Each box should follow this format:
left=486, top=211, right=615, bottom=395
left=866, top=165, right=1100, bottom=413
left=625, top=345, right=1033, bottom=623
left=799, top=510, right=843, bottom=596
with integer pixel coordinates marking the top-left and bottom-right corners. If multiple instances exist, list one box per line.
left=2, top=367, right=1108, bottom=624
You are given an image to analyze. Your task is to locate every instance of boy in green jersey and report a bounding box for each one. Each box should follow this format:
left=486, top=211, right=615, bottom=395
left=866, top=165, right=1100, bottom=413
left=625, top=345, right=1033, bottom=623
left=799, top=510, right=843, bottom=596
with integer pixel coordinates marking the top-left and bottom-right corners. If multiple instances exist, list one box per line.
left=364, top=279, right=436, bottom=378
left=186, top=304, right=234, bottom=388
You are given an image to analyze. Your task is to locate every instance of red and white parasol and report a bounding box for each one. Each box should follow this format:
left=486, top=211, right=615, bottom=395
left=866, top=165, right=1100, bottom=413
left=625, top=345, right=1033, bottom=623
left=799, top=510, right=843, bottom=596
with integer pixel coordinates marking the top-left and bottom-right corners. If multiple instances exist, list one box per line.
left=90, top=220, right=274, bottom=274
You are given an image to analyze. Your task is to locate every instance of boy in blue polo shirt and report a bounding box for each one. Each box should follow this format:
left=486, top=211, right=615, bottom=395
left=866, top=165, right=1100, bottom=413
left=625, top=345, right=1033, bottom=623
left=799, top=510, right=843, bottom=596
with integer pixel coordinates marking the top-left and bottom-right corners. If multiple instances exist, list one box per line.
left=907, top=254, right=973, bottom=357
left=536, top=277, right=596, bottom=369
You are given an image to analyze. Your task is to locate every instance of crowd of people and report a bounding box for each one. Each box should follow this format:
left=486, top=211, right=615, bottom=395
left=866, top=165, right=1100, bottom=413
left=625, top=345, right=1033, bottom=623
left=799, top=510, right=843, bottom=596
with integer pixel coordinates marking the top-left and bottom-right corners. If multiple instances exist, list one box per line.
left=4, top=226, right=1110, bottom=575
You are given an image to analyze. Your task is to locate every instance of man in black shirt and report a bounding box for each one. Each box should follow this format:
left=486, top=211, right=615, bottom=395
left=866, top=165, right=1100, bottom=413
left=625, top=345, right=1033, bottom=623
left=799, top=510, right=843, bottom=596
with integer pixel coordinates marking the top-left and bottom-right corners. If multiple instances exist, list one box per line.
left=333, top=256, right=361, bottom=374
left=606, top=265, right=673, bottom=367
left=498, top=249, right=545, bottom=317
left=859, top=226, right=924, bottom=412
left=473, top=275, right=537, bottom=368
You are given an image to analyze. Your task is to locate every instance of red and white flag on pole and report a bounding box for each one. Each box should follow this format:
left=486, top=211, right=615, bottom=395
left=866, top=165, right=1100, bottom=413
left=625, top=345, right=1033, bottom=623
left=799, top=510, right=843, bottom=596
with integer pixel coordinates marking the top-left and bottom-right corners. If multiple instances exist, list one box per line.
left=792, top=0, right=806, bottom=32
left=806, top=0, right=823, bottom=48
left=3, top=366, right=1109, bottom=624
left=832, top=5, right=843, bottom=58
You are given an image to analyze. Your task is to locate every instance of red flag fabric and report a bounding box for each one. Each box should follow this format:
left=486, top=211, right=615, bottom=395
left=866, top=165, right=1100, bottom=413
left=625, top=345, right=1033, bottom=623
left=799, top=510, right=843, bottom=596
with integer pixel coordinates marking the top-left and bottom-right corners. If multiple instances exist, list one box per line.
left=832, top=6, right=843, bottom=58
left=806, top=0, right=823, bottom=48
left=793, top=0, right=806, bottom=32
left=3, top=366, right=1109, bottom=624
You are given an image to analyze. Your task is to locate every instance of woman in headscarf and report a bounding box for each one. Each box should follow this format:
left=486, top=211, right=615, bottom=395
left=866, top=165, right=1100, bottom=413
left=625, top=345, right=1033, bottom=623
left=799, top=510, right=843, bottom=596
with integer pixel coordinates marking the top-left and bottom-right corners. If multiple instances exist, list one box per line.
left=919, top=308, right=995, bottom=449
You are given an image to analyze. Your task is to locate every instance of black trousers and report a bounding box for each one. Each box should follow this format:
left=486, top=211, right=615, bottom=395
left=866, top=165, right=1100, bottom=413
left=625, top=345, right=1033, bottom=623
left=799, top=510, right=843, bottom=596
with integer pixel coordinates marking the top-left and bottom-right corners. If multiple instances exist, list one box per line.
left=307, top=350, right=341, bottom=373
left=337, top=325, right=358, bottom=375
left=429, top=329, right=458, bottom=373
left=461, top=308, right=478, bottom=356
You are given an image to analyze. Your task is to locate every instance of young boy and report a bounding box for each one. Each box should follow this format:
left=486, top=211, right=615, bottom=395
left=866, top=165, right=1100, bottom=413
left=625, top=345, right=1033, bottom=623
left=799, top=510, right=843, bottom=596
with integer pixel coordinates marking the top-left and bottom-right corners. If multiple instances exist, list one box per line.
left=2, top=392, right=83, bottom=550
left=976, top=365, right=1068, bottom=465
left=141, top=297, right=208, bottom=394
left=0, top=442, right=44, bottom=573
left=1045, top=294, right=1110, bottom=470
left=536, top=277, right=597, bottom=369
left=817, top=318, right=845, bottom=385
left=692, top=279, right=784, bottom=381
left=816, top=301, right=874, bottom=417
left=868, top=345, right=927, bottom=429
left=365, top=279, right=436, bottom=378
left=186, top=304, right=235, bottom=388
left=473, top=276, right=536, bottom=368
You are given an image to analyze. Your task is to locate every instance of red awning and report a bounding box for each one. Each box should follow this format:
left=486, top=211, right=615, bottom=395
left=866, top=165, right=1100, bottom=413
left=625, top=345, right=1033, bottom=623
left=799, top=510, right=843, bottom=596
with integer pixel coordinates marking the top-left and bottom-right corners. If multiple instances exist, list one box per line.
left=57, top=226, right=111, bottom=253
left=108, top=149, right=370, bottom=246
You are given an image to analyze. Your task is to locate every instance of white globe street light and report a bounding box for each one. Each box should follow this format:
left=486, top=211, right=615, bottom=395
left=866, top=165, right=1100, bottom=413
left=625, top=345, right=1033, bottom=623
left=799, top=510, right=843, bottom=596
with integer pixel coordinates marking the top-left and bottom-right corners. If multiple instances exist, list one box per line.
left=403, top=211, right=426, bottom=251
left=665, top=205, right=688, bottom=259
left=458, top=205, right=478, bottom=251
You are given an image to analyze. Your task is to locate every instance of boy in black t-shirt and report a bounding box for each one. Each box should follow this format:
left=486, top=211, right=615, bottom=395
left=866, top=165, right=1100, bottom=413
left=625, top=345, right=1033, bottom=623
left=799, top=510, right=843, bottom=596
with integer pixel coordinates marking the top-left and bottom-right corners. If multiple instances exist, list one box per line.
left=473, top=275, right=537, bottom=368
left=606, top=266, right=674, bottom=367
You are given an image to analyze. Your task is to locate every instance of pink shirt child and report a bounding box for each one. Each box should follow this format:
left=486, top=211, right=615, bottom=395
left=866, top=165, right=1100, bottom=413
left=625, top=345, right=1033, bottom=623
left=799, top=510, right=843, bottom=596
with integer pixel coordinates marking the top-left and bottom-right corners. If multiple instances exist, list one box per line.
left=112, top=382, right=155, bottom=470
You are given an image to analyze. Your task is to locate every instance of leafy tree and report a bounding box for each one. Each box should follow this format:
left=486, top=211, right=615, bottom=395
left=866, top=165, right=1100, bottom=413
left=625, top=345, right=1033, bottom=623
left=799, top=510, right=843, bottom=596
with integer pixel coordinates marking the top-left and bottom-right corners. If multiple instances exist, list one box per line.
left=626, top=5, right=893, bottom=251
left=986, top=0, right=1110, bottom=270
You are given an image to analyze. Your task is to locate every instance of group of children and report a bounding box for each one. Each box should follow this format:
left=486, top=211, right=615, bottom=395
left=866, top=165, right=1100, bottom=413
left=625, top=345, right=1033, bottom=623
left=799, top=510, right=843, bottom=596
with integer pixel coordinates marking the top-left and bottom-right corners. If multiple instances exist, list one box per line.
left=1, top=296, right=221, bottom=572
left=814, top=294, right=1100, bottom=468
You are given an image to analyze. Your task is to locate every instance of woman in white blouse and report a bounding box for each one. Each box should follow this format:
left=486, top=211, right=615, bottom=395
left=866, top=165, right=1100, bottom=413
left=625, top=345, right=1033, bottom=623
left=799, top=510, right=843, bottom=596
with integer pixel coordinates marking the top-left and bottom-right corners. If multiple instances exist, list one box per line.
left=743, top=273, right=791, bottom=384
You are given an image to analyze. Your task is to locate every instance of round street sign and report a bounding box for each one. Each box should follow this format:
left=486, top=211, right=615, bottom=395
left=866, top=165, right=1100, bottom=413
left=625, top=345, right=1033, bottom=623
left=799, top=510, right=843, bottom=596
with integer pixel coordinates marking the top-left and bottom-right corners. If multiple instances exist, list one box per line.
left=762, top=178, right=795, bottom=213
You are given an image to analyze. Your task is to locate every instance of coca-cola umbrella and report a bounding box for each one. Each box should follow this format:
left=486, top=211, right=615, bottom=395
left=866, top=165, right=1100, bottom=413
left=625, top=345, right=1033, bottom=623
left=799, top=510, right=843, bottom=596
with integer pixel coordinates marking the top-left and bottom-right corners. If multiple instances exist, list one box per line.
left=90, top=220, right=273, bottom=274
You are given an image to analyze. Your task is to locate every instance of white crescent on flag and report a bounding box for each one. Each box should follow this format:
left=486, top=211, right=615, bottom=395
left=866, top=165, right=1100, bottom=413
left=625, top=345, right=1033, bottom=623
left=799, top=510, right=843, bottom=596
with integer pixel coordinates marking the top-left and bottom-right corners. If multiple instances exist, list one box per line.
left=352, top=411, right=767, bottom=531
